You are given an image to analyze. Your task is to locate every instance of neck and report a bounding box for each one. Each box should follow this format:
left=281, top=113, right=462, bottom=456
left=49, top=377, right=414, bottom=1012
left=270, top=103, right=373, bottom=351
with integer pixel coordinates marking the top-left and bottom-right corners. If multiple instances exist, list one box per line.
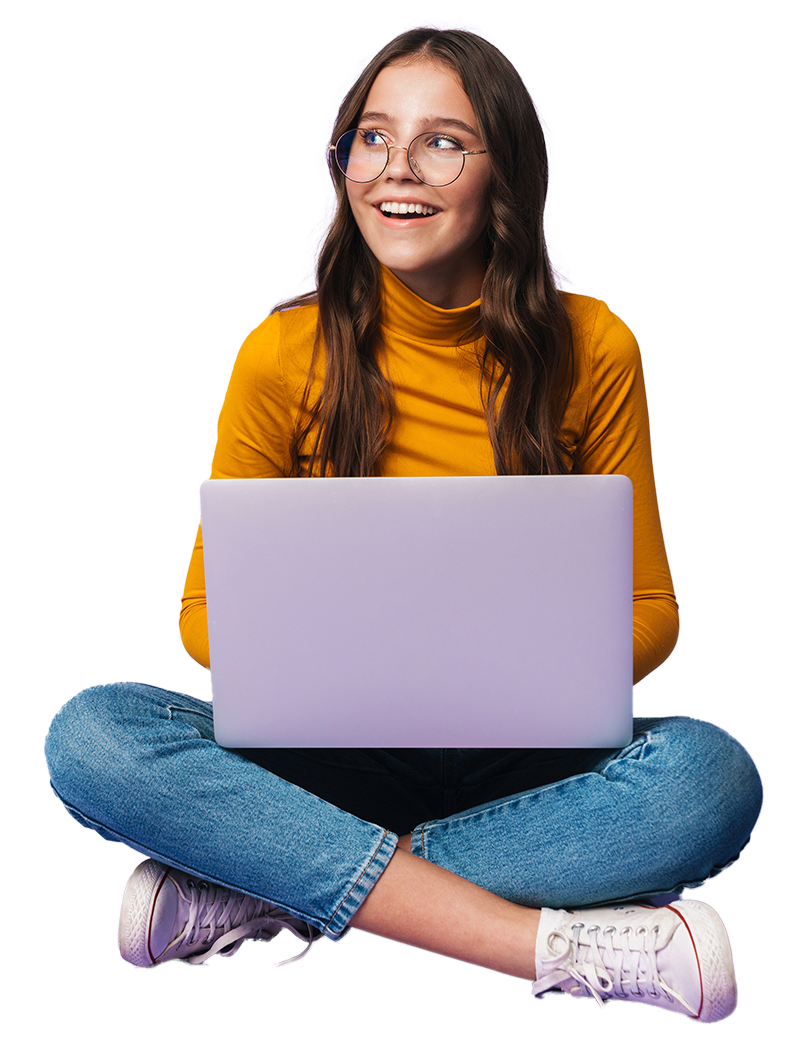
left=380, top=265, right=482, bottom=346
left=387, top=259, right=486, bottom=310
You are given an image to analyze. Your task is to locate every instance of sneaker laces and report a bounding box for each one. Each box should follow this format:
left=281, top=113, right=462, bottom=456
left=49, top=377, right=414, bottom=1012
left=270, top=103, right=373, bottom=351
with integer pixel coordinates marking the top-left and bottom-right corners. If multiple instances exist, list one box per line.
left=533, top=919, right=692, bottom=1011
left=171, top=876, right=316, bottom=965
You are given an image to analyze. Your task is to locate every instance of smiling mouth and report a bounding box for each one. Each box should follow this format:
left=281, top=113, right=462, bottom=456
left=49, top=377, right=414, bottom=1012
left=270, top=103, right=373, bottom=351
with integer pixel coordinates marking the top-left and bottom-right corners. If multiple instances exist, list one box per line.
left=378, top=202, right=439, bottom=219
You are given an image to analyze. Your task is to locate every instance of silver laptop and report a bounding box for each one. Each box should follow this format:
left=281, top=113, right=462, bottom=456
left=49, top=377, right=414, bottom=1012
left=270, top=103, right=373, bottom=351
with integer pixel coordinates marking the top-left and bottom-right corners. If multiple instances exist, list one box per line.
left=200, top=475, right=633, bottom=748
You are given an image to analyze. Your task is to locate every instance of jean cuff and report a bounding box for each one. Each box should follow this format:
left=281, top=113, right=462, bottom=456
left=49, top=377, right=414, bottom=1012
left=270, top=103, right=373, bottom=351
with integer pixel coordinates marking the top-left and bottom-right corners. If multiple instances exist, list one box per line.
left=323, top=829, right=398, bottom=939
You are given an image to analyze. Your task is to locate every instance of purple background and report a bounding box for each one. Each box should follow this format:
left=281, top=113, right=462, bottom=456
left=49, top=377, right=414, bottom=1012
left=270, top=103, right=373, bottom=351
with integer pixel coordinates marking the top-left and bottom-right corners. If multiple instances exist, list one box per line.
left=1, top=16, right=796, bottom=1010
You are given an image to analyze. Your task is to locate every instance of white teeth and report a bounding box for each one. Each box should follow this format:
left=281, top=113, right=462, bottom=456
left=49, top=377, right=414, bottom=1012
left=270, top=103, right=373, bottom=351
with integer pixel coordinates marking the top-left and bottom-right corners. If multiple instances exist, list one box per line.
left=379, top=202, right=436, bottom=216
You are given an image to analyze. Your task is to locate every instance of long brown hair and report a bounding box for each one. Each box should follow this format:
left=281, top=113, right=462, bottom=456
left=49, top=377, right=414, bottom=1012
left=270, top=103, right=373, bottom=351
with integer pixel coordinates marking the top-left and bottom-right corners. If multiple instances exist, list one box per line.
left=278, top=28, right=575, bottom=477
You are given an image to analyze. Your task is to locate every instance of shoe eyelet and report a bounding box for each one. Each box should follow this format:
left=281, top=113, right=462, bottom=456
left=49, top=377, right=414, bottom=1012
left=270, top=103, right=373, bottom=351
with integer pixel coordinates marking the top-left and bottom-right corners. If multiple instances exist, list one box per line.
left=604, top=925, right=616, bottom=935
left=198, top=881, right=209, bottom=891
left=186, top=879, right=195, bottom=889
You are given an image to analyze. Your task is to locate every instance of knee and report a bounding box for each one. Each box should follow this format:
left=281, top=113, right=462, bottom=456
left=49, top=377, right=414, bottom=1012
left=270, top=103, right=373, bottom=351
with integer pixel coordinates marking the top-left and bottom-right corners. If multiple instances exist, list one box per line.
left=647, top=716, right=763, bottom=859
left=45, top=682, right=213, bottom=796
left=46, top=684, right=118, bottom=791
left=45, top=682, right=157, bottom=796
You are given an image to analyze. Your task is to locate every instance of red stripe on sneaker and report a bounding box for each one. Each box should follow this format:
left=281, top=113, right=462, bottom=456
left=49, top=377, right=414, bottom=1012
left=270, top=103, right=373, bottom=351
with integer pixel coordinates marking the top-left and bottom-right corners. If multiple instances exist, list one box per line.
left=665, top=905, right=703, bottom=1018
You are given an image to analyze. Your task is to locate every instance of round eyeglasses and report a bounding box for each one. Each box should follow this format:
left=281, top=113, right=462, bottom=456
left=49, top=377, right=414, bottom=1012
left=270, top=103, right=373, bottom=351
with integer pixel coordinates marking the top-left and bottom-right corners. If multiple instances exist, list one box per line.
left=329, top=128, right=487, bottom=188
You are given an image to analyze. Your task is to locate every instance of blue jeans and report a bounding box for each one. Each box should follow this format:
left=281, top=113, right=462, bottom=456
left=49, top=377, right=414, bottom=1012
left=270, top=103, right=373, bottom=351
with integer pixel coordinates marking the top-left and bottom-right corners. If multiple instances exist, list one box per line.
left=44, top=682, right=762, bottom=941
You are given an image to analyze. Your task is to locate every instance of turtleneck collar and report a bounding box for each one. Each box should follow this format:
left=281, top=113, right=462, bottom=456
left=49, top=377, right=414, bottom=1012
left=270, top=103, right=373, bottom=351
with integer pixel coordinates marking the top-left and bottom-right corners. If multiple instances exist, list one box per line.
left=379, top=265, right=482, bottom=347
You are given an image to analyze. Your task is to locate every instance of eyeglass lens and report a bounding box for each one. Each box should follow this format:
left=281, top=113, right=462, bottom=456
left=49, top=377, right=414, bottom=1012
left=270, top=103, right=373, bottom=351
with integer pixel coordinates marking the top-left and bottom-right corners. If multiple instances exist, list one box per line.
left=334, top=129, right=466, bottom=187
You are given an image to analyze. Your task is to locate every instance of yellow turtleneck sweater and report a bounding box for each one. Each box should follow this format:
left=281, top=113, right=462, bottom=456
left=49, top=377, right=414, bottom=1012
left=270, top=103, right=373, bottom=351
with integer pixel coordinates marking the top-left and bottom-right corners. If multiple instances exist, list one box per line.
left=181, top=267, right=678, bottom=683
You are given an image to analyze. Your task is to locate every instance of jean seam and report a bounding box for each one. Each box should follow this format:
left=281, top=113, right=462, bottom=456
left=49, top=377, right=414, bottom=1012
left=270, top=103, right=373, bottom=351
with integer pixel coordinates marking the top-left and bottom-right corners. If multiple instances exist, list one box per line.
left=416, top=825, right=427, bottom=859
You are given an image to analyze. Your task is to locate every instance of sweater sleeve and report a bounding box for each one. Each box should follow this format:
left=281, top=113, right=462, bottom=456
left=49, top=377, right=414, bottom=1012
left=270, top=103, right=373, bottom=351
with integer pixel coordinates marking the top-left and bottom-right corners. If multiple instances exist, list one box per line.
left=567, top=300, right=678, bottom=683
left=179, top=313, right=296, bottom=668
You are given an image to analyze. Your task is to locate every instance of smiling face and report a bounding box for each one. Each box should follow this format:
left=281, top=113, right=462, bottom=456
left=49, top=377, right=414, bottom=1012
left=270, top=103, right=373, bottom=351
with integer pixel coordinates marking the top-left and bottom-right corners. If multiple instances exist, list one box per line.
left=345, top=59, right=492, bottom=309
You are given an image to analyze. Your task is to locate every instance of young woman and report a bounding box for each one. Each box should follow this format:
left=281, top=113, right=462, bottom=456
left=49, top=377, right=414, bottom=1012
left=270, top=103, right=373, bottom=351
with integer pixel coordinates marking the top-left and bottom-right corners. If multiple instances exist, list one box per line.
left=45, top=28, right=762, bottom=1021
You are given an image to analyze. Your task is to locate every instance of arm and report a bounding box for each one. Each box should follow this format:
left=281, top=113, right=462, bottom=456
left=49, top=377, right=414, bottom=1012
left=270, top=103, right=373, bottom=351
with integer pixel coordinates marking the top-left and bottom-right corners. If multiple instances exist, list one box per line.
left=179, top=310, right=303, bottom=667
left=563, top=297, right=678, bottom=683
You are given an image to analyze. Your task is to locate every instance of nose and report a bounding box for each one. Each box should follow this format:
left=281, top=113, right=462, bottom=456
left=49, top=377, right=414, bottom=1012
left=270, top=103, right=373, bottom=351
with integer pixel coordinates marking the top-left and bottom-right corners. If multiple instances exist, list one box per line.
left=384, top=143, right=421, bottom=181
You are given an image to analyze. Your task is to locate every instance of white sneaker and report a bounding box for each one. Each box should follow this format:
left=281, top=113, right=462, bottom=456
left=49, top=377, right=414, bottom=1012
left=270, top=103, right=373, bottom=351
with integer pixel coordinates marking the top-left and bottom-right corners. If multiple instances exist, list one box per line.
left=119, top=859, right=319, bottom=967
left=531, top=900, right=736, bottom=1022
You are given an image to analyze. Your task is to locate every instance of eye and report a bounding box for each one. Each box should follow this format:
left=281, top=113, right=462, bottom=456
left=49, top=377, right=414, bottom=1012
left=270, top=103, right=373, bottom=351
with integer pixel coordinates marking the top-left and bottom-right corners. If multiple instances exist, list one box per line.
left=426, top=134, right=462, bottom=152
left=358, top=128, right=388, bottom=148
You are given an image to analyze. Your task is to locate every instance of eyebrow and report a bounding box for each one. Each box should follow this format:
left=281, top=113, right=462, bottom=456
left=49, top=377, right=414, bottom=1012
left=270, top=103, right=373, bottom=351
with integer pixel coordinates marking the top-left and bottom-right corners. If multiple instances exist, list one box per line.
left=359, top=111, right=480, bottom=138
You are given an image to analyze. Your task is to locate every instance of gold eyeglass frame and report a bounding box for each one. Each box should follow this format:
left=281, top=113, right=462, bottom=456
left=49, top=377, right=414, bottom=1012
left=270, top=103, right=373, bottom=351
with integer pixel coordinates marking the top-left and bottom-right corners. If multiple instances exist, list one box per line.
left=329, top=129, right=487, bottom=188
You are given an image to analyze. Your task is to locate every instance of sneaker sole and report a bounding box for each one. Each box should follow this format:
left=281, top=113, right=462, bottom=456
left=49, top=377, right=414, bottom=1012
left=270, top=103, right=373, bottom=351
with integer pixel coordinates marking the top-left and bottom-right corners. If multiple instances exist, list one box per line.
left=119, top=859, right=170, bottom=967
left=668, top=901, right=737, bottom=1022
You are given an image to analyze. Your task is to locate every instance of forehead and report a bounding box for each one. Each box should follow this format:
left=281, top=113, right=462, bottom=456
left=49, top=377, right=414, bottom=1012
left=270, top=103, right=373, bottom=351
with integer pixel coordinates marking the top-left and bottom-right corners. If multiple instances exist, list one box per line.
left=360, top=59, right=479, bottom=132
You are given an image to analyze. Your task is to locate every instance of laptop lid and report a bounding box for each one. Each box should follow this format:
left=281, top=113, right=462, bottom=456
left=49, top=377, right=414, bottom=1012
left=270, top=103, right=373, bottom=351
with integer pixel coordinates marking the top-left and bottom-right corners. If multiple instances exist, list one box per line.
left=200, top=475, right=632, bottom=748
